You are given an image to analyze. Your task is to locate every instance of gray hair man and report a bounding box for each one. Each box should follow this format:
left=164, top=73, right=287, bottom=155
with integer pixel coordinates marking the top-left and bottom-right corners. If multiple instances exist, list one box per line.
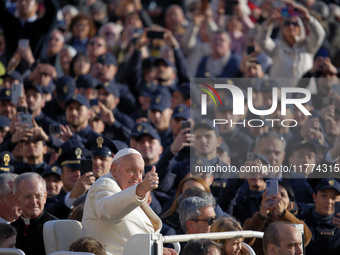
left=11, top=172, right=57, bottom=255
left=0, top=173, right=20, bottom=223
left=179, top=196, right=216, bottom=234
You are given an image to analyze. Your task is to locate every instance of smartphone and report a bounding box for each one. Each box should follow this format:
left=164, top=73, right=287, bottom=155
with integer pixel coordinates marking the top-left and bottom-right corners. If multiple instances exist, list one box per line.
left=224, top=0, right=238, bottom=16
left=17, top=106, right=28, bottom=114
left=90, top=99, right=98, bottom=106
left=11, top=83, right=23, bottom=104
left=49, top=124, right=61, bottom=135
left=335, top=202, right=340, bottom=217
left=247, top=46, right=255, bottom=55
left=266, top=180, right=279, bottom=196
left=20, top=113, right=33, bottom=129
left=80, top=159, right=93, bottom=175
left=137, top=109, right=148, bottom=118
left=146, top=31, right=164, bottom=39
left=18, top=39, right=29, bottom=48
left=181, top=120, right=191, bottom=130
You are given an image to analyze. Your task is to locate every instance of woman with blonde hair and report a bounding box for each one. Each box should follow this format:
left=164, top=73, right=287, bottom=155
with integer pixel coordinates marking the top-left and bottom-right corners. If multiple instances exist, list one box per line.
left=211, top=217, right=250, bottom=255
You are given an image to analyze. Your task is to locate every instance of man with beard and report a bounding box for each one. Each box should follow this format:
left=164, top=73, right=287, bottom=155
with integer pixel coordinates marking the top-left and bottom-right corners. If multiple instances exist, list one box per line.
left=65, top=94, right=98, bottom=144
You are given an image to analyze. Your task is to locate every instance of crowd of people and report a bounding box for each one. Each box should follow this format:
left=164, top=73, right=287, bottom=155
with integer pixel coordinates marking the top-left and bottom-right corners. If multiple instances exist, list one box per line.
left=0, top=0, right=340, bottom=254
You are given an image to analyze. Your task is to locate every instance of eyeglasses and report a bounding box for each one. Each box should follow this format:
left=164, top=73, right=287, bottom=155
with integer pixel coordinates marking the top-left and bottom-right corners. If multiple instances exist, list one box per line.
left=190, top=216, right=217, bottom=226
left=284, top=21, right=299, bottom=27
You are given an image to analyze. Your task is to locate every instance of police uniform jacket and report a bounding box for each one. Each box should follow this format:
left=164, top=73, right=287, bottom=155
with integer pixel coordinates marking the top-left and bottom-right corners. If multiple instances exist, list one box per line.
left=298, top=208, right=340, bottom=255
left=82, top=172, right=162, bottom=255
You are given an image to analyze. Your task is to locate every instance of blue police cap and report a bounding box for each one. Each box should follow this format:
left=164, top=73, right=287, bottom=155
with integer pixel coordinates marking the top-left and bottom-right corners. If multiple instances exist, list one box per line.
left=56, top=76, right=76, bottom=102
left=131, top=122, right=161, bottom=143
left=0, top=116, right=10, bottom=128
left=57, top=139, right=92, bottom=170
left=172, top=104, right=190, bottom=119
left=139, top=82, right=158, bottom=98
left=25, top=83, right=44, bottom=95
left=193, top=118, right=220, bottom=136
left=153, top=58, right=176, bottom=71
left=65, top=94, right=90, bottom=108
left=0, top=89, right=12, bottom=102
left=0, top=151, right=15, bottom=173
left=150, top=94, right=171, bottom=112
left=42, top=165, right=62, bottom=178
left=96, top=81, right=120, bottom=98
left=290, top=140, right=317, bottom=155
left=309, top=138, right=329, bottom=150
left=0, top=71, right=23, bottom=83
left=96, top=52, right=117, bottom=66
left=76, top=74, right=99, bottom=89
left=85, top=135, right=128, bottom=157
left=315, top=178, right=340, bottom=194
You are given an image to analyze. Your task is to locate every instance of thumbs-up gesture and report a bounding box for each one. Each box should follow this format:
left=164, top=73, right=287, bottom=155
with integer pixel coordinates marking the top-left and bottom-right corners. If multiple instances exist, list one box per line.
left=136, top=166, right=159, bottom=198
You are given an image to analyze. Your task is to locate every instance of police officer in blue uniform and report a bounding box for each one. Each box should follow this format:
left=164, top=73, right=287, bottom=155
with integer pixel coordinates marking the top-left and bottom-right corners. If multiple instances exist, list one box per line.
left=85, top=134, right=127, bottom=179
left=43, top=75, right=76, bottom=125
left=96, top=81, right=134, bottom=141
left=47, top=139, right=94, bottom=219
left=148, top=93, right=174, bottom=149
left=65, top=94, right=99, bottom=144
left=297, top=178, right=340, bottom=255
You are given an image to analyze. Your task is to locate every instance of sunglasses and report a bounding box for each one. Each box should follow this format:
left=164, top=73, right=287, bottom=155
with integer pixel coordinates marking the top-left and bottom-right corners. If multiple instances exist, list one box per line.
left=190, top=216, right=217, bottom=226
left=284, top=21, right=299, bottom=27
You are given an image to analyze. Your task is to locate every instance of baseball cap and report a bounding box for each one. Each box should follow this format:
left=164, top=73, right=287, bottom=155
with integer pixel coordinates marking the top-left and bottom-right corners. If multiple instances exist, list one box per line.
left=193, top=118, right=220, bottom=136
left=290, top=140, right=317, bottom=155
left=153, top=58, right=176, bottom=71
left=41, top=165, right=62, bottom=178
left=76, top=74, right=99, bottom=89
left=65, top=94, right=90, bottom=108
left=0, top=71, right=23, bottom=83
left=131, top=122, right=161, bottom=142
left=56, top=76, right=76, bottom=102
left=172, top=104, right=190, bottom=119
left=25, top=83, right=44, bottom=96
left=96, top=81, right=120, bottom=98
left=150, top=94, right=171, bottom=111
left=315, top=178, right=340, bottom=194
left=96, top=52, right=117, bottom=66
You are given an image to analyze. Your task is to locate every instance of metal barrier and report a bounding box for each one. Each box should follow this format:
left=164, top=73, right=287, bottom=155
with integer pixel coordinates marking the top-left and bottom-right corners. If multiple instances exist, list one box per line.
left=123, top=231, right=264, bottom=255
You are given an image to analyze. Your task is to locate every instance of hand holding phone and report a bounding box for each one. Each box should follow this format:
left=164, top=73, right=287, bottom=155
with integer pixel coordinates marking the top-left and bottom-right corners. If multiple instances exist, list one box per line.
left=11, top=84, right=23, bottom=105
left=265, top=179, right=279, bottom=205
left=80, top=159, right=93, bottom=176
left=146, top=31, right=165, bottom=39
